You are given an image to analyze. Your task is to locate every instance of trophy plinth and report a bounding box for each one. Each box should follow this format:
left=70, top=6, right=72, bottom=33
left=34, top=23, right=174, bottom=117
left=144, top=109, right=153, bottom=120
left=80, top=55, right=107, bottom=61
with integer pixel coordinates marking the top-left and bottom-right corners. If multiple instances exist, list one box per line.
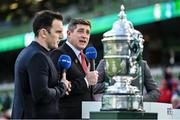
left=101, top=5, right=144, bottom=111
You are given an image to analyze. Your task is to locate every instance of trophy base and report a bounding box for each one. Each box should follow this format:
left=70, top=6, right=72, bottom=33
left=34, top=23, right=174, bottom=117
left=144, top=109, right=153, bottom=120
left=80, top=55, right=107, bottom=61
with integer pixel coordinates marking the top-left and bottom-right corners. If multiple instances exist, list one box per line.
left=101, top=108, right=142, bottom=111
left=101, top=93, right=143, bottom=111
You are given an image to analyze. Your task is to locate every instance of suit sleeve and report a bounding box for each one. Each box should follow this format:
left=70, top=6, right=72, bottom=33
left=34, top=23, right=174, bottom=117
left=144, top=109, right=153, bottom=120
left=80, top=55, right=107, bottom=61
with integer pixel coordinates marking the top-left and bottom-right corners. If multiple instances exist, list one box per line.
left=93, top=59, right=106, bottom=94
left=27, top=53, right=66, bottom=104
left=96, top=59, right=106, bottom=82
left=143, top=61, right=160, bottom=102
left=93, top=83, right=105, bottom=94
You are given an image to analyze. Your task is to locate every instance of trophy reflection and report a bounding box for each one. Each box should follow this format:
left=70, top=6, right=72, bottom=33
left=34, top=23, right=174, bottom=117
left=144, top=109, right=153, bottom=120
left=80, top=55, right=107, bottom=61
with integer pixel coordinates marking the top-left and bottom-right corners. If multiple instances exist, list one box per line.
left=101, top=5, right=144, bottom=111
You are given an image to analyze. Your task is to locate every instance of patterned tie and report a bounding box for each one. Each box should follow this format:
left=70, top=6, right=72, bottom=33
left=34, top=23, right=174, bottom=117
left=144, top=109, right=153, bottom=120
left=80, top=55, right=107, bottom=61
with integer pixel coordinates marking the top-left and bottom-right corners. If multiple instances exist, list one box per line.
left=80, top=51, right=87, bottom=73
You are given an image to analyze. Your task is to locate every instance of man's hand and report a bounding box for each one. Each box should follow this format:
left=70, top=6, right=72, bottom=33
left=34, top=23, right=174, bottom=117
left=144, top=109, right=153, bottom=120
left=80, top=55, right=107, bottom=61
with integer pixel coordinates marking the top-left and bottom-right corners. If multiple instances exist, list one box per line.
left=61, top=72, right=71, bottom=95
left=85, top=65, right=98, bottom=85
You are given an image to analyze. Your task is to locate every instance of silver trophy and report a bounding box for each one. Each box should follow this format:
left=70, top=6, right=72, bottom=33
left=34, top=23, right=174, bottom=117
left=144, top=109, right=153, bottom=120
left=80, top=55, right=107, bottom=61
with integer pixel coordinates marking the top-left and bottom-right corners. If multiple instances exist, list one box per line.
left=101, top=5, right=144, bottom=111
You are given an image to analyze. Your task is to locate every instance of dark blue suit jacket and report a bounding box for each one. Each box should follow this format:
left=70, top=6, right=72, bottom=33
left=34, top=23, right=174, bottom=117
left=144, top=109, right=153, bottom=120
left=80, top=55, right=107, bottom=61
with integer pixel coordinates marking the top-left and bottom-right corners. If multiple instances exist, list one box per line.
left=50, top=43, right=94, bottom=119
left=11, top=41, right=66, bottom=119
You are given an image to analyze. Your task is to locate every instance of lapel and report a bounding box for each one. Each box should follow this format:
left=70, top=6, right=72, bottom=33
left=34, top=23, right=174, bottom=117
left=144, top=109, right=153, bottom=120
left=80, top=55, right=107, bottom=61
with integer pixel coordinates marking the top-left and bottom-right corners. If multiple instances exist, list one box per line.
left=62, top=43, right=86, bottom=74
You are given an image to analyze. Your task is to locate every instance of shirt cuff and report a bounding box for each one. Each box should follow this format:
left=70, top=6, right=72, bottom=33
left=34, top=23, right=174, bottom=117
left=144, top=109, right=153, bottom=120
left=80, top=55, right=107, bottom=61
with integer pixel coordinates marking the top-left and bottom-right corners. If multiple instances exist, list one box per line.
left=84, top=77, right=89, bottom=88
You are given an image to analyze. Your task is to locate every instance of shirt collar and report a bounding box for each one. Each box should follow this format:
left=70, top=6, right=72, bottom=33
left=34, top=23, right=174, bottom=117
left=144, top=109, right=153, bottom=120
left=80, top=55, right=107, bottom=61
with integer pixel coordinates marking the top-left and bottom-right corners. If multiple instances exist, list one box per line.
left=66, top=40, right=81, bottom=57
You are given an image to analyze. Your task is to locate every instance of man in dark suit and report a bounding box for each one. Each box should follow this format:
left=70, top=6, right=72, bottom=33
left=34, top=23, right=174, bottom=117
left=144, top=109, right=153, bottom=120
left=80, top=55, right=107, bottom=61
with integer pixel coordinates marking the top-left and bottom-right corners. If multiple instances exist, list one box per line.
left=96, top=59, right=160, bottom=102
left=11, top=10, right=71, bottom=119
left=50, top=18, right=99, bottom=119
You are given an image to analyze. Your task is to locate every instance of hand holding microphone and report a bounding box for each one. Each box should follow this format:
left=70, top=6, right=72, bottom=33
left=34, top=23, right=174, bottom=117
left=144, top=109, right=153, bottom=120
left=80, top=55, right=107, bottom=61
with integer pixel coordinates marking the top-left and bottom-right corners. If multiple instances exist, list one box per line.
left=85, top=47, right=98, bottom=85
left=85, top=65, right=98, bottom=85
left=58, top=55, right=72, bottom=95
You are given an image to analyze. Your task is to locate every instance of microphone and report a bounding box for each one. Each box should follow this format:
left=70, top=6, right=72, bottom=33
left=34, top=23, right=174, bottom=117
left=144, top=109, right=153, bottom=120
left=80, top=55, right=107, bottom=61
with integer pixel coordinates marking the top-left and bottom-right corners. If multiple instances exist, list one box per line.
left=58, top=54, right=72, bottom=73
left=85, top=47, right=97, bottom=71
left=58, top=55, right=72, bottom=94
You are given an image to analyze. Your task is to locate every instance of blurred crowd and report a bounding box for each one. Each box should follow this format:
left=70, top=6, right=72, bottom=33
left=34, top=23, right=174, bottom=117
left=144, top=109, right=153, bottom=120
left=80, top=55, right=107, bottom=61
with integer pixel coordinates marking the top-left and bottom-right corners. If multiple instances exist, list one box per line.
left=0, top=94, right=11, bottom=119
left=157, top=67, right=180, bottom=109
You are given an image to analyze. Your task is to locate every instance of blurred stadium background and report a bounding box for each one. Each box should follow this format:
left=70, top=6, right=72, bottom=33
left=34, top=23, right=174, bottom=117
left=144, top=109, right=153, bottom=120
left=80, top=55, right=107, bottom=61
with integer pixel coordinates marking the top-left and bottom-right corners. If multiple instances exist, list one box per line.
left=0, top=0, right=180, bottom=117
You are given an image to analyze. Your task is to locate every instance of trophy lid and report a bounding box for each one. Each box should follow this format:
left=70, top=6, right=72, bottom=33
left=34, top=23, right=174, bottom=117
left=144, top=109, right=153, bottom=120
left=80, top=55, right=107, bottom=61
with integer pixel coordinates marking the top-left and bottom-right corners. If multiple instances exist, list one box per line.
left=103, top=5, right=134, bottom=40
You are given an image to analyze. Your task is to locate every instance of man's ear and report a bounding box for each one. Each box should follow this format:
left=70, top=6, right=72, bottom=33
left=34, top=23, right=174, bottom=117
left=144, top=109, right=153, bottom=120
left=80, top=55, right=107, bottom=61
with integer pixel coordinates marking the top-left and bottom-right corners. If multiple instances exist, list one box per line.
left=67, top=30, right=71, bottom=36
left=39, top=29, right=48, bottom=38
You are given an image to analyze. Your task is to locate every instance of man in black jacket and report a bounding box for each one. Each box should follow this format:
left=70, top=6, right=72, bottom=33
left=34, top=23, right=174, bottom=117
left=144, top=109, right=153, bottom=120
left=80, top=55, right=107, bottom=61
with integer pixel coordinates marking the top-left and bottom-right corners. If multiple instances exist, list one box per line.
left=11, top=10, right=71, bottom=119
left=50, top=18, right=99, bottom=119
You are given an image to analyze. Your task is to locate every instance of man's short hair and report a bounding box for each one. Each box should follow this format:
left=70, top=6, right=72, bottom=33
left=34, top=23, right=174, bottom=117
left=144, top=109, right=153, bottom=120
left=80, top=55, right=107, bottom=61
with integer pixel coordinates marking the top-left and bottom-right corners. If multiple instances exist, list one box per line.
left=68, top=18, right=91, bottom=32
left=32, top=10, right=63, bottom=36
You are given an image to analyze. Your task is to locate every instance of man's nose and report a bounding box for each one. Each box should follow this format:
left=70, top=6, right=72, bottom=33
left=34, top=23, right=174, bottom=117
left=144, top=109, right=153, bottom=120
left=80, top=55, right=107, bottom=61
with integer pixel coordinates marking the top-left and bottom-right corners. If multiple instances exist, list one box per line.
left=81, top=33, right=88, bottom=38
left=59, top=34, right=64, bottom=40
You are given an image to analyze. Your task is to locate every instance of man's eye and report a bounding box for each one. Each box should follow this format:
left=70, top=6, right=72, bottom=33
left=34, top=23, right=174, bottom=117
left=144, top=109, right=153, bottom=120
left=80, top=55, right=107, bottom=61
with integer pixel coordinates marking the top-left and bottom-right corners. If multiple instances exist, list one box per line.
left=86, top=31, right=90, bottom=35
left=57, top=31, right=62, bottom=33
left=78, top=30, right=83, bottom=33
